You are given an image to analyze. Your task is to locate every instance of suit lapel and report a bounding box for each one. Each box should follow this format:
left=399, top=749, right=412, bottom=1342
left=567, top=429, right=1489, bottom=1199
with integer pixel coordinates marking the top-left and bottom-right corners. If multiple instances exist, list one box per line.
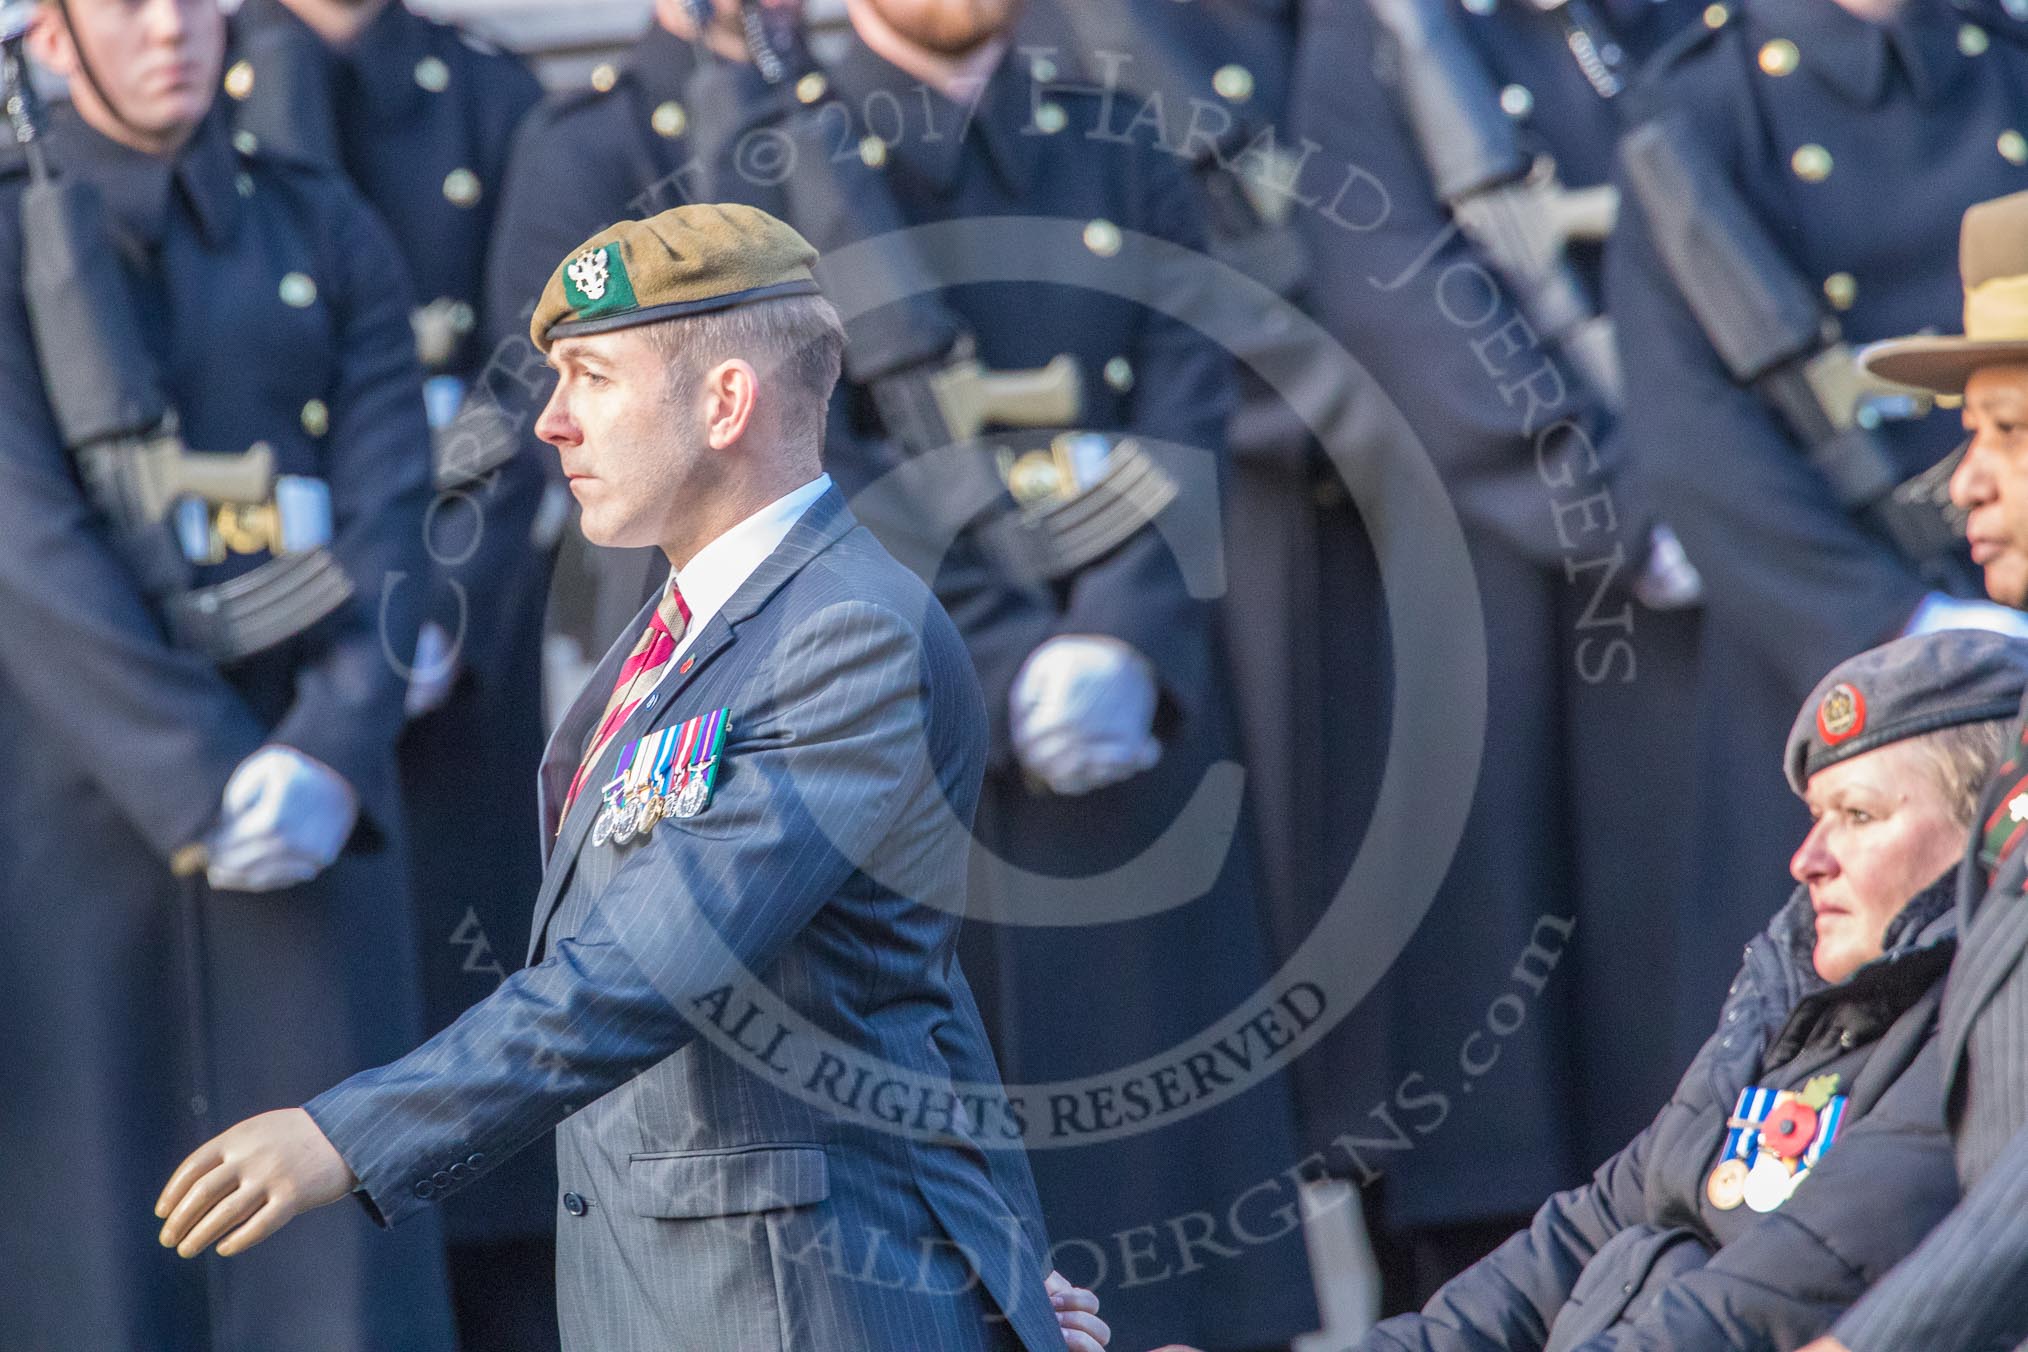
left=1940, top=702, right=2028, bottom=1100
left=526, top=488, right=857, bottom=961
left=1940, top=859, right=2028, bottom=1104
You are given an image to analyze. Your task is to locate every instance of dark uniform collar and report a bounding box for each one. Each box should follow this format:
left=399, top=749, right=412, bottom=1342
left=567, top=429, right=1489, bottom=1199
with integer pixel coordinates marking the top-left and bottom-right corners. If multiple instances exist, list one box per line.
left=629, top=19, right=706, bottom=108
left=336, top=0, right=439, bottom=124
left=828, top=33, right=1038, bottom=197
left=48, top=102, right=243, bottom=253
left=240, top=0, right=434, bottom=123
left=1749, top=0, right=1989, bottom=107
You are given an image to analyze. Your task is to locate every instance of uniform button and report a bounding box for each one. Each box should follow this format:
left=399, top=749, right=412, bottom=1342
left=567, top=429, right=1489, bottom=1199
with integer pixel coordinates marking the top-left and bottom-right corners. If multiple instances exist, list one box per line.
left=1839, top=1028, right=1856, bottom=1048
left=1083, top=219, right=1123, bottom=258
left=1103, top=356, right=1134, bottom=393
left=859, top=136, right=889, bottom=169
left=1790, top=144, right=1832, bottom=183
left=1823, top=272, right=1857, bottom=311
left=1703, top=2, right=1731, bottom=25
left=1212, top=64, right=1254, bottom=103
left=1463, top=0, right=1497, bottom=14
left=1032, top=102, right=1068, bottom=135
left=301, top=399, right=330, bottom=437
left=2000, top=130, right=2028, bottom=166
left=1757, top=39, right=1799, bottom=76
left=795, top=71, right=828, bottom=105
left=1960, top=22, right=1990, bottom=56
left=443, top=168, right=482, bottom=208
left=279, top=272, right=318, bottom=308
left=415, top=56, right=451, bottom=93
left=1029, top=54, right=1058, bottom=83
left=590, top=63, right=618, bottom=94
left=651, top=100, right=687, bottom=139
left=413, top=1180, right=436, bottom=1199
left=224, top=60, right=255, bottom=101
left=1499, top=84, right=1533, bottom=119
left=562, top=1192, right=588, bottom=1217
left=431, top=1169, right=452, bottom=1188
left=232, top=129, right=259, bottom=156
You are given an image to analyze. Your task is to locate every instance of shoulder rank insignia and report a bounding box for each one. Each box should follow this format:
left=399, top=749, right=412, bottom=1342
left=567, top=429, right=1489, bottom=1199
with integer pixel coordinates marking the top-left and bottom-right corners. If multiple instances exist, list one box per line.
left=591, top=707, right=731, bottom=847
left=1704, top=1078, right=1846, bottom=1213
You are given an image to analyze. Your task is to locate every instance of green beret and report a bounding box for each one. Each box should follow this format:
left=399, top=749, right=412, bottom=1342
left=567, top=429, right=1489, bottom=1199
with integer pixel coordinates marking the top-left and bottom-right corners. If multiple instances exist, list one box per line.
left=530, top=203, right=821, bottom=353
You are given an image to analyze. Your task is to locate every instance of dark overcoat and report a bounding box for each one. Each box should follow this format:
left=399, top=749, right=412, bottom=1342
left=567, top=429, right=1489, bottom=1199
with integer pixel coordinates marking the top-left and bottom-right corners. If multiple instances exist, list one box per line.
left=0, top=108, right=454, bottom=1351
left=227, top=0, right=557, bottom=1255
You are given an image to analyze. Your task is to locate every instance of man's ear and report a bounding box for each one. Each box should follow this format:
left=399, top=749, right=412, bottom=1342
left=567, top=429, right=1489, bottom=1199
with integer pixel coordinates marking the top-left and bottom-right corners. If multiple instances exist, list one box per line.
left=703, top=358, right=760, bottom=451
left=25, top=3, right=77, bottom=79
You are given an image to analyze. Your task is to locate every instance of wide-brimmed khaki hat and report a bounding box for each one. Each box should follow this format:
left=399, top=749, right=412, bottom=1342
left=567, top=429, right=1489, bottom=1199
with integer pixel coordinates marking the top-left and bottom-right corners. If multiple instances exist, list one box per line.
left=1859, top=190, right=2028, bottom=395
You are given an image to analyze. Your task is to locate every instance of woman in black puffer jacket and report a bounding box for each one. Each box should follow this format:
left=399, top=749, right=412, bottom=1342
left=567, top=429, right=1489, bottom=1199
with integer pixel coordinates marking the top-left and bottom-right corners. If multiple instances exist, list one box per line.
left=1354, top=631, right=2028, bottom=1352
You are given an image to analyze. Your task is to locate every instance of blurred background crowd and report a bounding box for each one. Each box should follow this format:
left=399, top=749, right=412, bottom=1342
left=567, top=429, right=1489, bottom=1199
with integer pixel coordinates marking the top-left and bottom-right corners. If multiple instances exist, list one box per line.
left=2, top=0, right=2024, bottom=1348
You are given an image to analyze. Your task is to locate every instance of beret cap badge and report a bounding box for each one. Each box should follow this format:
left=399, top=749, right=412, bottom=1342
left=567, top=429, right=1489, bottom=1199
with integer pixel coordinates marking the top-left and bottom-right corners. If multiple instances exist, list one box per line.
left=1816, top=682, right=1866, bottom=744
left=532, top=203, right=821, bottom=352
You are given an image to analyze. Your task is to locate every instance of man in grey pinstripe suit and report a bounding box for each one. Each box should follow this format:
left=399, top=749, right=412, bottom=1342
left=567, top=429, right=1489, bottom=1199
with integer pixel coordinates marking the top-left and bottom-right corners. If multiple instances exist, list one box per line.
left=1790, top=192, right=2028, bottom=1352
left=155, top=205, right=1109, bottom=1352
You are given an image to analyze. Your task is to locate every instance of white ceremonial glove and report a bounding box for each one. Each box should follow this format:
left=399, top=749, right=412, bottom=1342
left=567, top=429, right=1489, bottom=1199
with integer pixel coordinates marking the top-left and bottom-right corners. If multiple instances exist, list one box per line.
left=1634, top=523, right=1704, bottom=610
left=404, top=620, right=459, bottom=719
left=1904, top=591, right=2028, bottom=641
left=1010, top=635, right=1162, bottom=797
left=203, top=746, right=359, bottom=893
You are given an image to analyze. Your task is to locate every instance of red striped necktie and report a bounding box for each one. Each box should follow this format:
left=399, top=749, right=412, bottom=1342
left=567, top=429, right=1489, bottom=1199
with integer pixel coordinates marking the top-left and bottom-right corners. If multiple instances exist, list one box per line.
left=561, top=579, right=692, bottom=823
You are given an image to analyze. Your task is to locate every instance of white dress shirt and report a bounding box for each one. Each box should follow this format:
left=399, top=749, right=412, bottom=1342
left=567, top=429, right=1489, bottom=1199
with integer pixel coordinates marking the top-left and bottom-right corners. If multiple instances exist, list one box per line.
left=661, top=473, right=832, bottom=672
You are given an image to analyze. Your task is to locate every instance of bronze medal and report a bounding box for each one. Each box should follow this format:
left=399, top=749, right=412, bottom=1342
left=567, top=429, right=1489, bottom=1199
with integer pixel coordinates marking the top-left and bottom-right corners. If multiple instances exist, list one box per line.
left=1705, top=1157, right=1749, bottom=1211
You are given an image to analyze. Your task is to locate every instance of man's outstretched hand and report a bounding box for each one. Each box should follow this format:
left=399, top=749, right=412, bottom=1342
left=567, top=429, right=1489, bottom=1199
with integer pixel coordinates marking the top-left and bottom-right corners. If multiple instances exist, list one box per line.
left=155, top=1108, right=356, bottom=1258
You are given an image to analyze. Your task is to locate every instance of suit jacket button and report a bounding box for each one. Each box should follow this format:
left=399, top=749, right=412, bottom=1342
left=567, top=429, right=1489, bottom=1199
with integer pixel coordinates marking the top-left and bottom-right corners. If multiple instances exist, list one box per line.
left=448, top=1163, right=471, bottom=1183
left=414, top=1180, right=435, bottom=1200
left=467, top=1152, right=485, bottom=1167
left=432, top=1169, right=452, bottom=1189
left=562, top=1192, right=588, bottom=1217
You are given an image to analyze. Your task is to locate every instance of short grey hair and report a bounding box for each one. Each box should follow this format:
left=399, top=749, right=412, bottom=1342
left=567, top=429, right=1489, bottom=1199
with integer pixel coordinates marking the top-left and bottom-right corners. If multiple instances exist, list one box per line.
left=1906, top=718, right=2013, bottom=827
left=642, top=293, right=847, bottom=445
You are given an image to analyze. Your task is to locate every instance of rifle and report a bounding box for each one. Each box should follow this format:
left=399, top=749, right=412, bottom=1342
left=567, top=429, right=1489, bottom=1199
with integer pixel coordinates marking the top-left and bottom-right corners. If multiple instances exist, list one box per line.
left=1367, top=0, right=1623, bottom=408
left=1619, top=117, right=1967, bottom=577
left=1, top=14, right=353, bottom=662
left=694, top=0, right=1173, bottom=581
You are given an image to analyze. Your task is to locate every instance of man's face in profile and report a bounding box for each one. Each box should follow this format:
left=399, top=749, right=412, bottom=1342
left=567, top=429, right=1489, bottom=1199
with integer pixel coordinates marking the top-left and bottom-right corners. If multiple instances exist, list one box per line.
left=538, top=328, right=713, bottom=551
left=1954, top=364, right=2028, bottom=609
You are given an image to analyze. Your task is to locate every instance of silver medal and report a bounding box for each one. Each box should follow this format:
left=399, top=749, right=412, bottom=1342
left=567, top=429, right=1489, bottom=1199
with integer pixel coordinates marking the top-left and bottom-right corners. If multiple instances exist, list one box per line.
left=1742, top=1153, right=1797, bottom=1213
left=591, top=806, right=613, bottom=847
left=674, top=772, right=710, bottom=818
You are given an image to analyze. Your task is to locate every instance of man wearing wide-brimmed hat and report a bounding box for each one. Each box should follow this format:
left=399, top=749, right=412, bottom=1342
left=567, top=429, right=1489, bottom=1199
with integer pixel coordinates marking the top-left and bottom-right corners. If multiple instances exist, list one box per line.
left=1799, top=188, right=2028, bottom=1352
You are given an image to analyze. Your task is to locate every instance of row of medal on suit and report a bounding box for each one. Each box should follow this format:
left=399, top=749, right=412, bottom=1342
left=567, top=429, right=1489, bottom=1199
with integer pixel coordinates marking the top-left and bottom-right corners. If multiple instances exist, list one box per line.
left=591, top=707, right=731, bottom=847
left=1705, top=1074, right=1847, bottom=1214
